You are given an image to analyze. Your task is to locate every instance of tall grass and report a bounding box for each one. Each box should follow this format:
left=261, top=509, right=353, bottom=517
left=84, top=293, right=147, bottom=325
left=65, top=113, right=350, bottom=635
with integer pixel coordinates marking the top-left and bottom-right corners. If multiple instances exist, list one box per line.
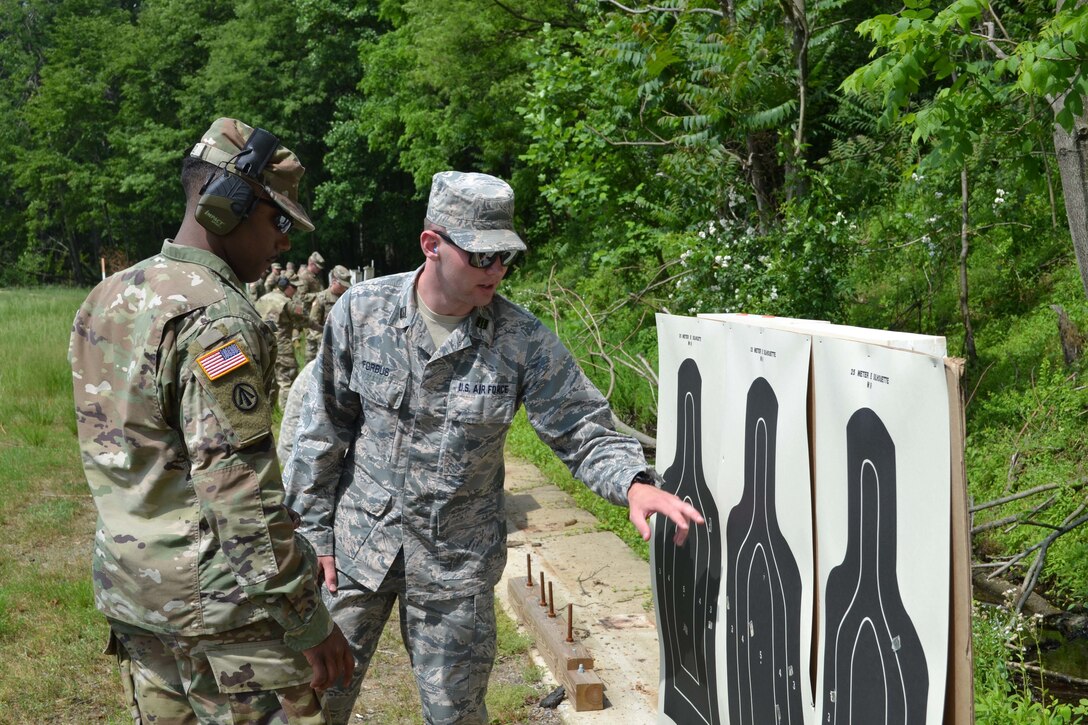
left=0, top=286, right=125, bottom=723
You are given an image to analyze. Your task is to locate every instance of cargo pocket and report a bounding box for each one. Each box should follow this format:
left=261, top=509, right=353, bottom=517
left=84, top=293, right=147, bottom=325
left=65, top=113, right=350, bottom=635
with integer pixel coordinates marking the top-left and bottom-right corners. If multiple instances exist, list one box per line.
left=107, top=628, right=143, bottom=725
left=203, top=639, right=313, bottom=694
left=335, top=486, right=394, bottom=560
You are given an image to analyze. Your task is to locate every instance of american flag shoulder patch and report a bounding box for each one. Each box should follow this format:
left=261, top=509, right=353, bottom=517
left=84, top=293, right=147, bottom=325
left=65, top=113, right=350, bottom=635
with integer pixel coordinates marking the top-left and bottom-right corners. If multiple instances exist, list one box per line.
left=196, top=339, right=250, bottom=381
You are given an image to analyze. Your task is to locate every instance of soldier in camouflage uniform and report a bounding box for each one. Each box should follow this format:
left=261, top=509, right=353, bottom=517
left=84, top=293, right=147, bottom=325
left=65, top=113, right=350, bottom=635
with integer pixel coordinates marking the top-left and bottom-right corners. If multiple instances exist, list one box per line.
left=70, top=117, right=352, bottom=723
left=255, top=274, right=316, bottom=405
left=284, top=171, right=704, bottom=725
left=295, top=251, right=326, bottom=362
left=306, top=264, right=350, bottom=361
left=263, top=261, right=283, bottom=294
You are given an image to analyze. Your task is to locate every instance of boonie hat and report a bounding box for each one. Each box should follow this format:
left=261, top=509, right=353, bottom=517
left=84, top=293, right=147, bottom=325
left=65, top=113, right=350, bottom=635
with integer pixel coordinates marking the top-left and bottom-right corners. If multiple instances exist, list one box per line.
left=425, top=171, right=526, bottom=253
left=309, top=251, right=325, bottom=269
left=330, top=265, right=351, bottom=284
left=189, top=118, right=315, bottom=233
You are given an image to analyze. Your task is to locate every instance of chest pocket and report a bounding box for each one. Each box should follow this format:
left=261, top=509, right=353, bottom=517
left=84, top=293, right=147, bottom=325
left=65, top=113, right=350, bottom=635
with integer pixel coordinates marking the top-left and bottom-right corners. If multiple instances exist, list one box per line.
left=440, top=384, right=517, bottom=476
left=349, top=366, right=408, bottom=463
left=446, top=386, right=516, bottom=423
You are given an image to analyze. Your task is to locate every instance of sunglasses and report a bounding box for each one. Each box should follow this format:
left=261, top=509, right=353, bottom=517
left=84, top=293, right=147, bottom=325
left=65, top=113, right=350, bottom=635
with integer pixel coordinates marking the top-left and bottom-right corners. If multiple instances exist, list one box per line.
left=255, top=198, right=293, bottom=235
left=435, top=230, right=520, bottom=269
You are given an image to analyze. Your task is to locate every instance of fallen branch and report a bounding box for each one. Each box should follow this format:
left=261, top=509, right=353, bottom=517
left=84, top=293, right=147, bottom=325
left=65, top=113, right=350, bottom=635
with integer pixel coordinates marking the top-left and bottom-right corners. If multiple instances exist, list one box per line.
left=971, top=482, right=1066, bottom=513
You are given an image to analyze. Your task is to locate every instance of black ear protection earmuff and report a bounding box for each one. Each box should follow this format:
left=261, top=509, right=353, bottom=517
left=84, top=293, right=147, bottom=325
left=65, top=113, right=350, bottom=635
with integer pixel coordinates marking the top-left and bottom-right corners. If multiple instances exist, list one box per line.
left=195, top=128, right=280, bottom=234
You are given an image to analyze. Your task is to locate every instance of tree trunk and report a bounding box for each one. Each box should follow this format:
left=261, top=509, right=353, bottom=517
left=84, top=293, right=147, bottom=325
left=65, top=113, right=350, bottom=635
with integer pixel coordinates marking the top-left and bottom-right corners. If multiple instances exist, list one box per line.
left=1050, top=0, right=1088, bottom=298
left=1052, top=105, right=1088, bottom=300
left=959, top=167, right=977, bottom=362
left=780, top=0, right=808, bottom=200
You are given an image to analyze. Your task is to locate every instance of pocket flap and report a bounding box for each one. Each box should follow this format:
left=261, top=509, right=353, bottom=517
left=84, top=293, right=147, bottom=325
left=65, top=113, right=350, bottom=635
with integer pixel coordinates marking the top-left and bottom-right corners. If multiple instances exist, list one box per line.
left=349, top=365, right=408, bottom=409
left=203, top=639, right=312, bottom=693
left=363, top=489, right=393, bottom=517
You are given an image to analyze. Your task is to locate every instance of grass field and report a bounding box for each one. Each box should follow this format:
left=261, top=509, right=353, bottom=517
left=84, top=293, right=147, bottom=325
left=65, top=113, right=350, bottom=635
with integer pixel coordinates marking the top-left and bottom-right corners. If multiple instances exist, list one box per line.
left=0, top=287, right=547, bottom=724
left=0, top=287, right=122, bottom=723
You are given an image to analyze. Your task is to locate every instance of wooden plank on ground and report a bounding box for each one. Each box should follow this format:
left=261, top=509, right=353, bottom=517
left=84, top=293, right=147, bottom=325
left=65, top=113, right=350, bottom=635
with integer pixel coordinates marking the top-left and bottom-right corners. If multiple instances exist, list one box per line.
left=507, top=575, right=604, bottom=711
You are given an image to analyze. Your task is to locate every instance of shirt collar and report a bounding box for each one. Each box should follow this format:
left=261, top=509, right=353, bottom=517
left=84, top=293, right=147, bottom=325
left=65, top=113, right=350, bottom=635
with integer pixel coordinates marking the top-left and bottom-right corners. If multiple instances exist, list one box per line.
left=393, top=266, right=495, bottom=345
left=160, top=240, right=246, bottom=296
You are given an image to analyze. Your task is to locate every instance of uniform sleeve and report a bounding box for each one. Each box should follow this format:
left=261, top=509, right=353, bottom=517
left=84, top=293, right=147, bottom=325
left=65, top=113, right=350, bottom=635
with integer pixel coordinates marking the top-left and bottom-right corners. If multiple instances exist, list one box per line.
left=521, top=320, right=650, bottom=507
left=283, top=293, right=362, bottom=555
left=179, top=317, right=333, bottom=651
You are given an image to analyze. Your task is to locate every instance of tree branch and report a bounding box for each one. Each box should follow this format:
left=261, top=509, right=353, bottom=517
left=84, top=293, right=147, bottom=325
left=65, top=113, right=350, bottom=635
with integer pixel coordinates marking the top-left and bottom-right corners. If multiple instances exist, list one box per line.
left=599, top=0, right=724, bottom=17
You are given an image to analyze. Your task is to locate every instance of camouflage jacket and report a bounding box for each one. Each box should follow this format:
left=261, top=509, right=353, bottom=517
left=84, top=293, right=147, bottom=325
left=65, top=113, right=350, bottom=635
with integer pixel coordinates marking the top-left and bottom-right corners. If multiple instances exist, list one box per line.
left=295, top=267, right=324, bottom=311
left=69, top=241, right=332, bottom=650
left=263, top=269, right=282, bottom=292
left=307, top=287, right=343, bottom=336
left=283, top=268, right=651, bottom=600
left=255, top=289, right=314, bottom=352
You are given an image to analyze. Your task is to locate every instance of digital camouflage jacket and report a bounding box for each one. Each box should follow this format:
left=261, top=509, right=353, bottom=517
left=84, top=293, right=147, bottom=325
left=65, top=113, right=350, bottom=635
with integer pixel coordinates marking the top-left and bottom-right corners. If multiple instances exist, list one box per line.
left=69, top=241, right=332, bottom=650
left=283, top=269, right=652, bottom=600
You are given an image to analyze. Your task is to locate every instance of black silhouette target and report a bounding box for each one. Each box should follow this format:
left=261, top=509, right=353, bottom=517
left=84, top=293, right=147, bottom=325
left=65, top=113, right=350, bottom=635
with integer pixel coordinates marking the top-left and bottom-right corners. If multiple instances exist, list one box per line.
left=821, top=408, right=928, bottom=725
left=654, top=358, right=722, bottom=724
left=725, top=377, right=804, bottom=724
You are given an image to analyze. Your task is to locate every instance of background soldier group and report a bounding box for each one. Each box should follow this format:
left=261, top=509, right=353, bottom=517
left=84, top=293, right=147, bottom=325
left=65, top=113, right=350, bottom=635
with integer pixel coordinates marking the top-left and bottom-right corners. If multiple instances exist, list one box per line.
left=250, top=251, right=353, bottom=404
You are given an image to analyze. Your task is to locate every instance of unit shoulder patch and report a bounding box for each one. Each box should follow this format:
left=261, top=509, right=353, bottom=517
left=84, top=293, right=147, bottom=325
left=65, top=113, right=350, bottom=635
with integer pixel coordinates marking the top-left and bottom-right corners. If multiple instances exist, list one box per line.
left=191, top=337, right=270, bottom=448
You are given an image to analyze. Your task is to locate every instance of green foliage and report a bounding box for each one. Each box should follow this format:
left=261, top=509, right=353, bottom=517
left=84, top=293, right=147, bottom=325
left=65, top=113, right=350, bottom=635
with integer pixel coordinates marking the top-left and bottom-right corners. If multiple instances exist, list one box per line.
left=974, top=603, right=1088, bottom=724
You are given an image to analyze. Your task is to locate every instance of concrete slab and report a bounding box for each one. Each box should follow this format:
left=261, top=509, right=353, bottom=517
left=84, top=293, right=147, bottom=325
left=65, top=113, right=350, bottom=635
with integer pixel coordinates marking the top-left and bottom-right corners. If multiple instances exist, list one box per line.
left=497, top=458, right=660, bottom=724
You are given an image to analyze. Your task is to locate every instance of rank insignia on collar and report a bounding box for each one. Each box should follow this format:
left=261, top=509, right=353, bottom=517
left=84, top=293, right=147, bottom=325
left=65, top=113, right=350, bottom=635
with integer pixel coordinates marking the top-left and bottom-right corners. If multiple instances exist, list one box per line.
left=197, top=339, right=250, bottom=380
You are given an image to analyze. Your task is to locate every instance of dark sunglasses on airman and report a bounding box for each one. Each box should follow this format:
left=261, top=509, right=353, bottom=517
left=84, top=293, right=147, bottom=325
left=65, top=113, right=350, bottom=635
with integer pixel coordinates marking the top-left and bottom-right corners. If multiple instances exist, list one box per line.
left=435, top=230, right=520, bottom=269
left=256, top=198, right=293, bottom=235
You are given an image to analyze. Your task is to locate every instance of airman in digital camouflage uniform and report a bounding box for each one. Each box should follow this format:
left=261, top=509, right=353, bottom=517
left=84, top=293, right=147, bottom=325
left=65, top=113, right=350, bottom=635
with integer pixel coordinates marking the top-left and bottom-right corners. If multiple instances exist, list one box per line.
left=305, top=264, right=350, bottom=361
left=256, top=274, right=317, bottom=406
left=69, top=117, right=352, bottom=723
left=278, top=357, right=316, bottom=466
left=283, top=171, right=704, bottom=725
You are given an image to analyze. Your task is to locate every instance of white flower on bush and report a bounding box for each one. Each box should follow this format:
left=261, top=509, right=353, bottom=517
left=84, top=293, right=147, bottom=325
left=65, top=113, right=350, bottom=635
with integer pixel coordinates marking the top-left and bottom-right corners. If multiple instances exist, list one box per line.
left=770, top=287, right=778, bottom=301
left=679, top=249, right=694, bottom=266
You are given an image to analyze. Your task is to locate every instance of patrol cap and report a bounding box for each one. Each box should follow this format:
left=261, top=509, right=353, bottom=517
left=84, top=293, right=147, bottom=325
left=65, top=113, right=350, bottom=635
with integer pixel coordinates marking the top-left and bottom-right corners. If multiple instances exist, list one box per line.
left=278, top=275, right=297, bottom=290
left=270, top=262, right=283, bottom=270
left=425, top=171, right=526, bottom=253
left=309, top=251, right=325, bottom=269
left=189, top=118, right=315, bottom=233
left=330, top=265, right=351, bottom=284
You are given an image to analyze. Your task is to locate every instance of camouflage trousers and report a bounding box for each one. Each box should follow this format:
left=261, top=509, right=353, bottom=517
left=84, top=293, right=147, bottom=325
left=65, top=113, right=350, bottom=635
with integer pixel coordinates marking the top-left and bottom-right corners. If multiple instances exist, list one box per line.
left=322, top=561, right=496, bottom=725
left=274, top=348, right=299, bottom=408
left=107, top=617, right=327, bottom=725
left=304, top=330, right=321, bottom=364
